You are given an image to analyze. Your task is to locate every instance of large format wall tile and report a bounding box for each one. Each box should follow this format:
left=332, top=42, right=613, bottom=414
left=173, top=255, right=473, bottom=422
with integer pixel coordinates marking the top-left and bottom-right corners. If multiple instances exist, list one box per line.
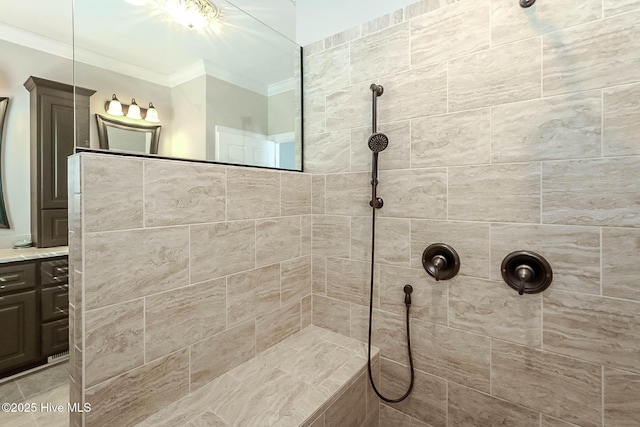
left=604, top=0, right=640, bottom=16
left=603, top=82, right=640, bottom=156
left=312, top=215, right=350, bottom=257
left=378, top=169, right=447, bottom=219
left=412, top=319, right=491, bottom=392
left=491, top=91, right=602, bottom=162
left=351, top=121, right=411, bottom=172
left=281, top=173, right=312, bottom=216
left=145, top=278, right=226, bottom=361
left=301, top=215, right=311, bottom=256
left=449, top=164, right=541, bottom=223
left=190, top=321, right=255, bottom=391
left=325, top=172, right=370, bottom=216
left=350, top=305, right=406, bottom=363
left=312, top=175, right=325, bottom=214
left=226, top=264, right=281, bottom=327
left=448, top=382, right=539, bottom=427
left=312, top=255, right=326, bottom=295
left=312, top=295, right=350, bottom=336
left=381, top=358, right=447, bottom=427
left=324, top=372, right=368, bottom=427
left=255, top=302, right=301, bottom=353
left=449, top=276, right=542, bottom=347
left=303, top=44, right=350, bottom=96
left=83, top=155, right=143, bottom=232
left=542, top=157, right=640, bottom=227
left=326, top=83, right=372, bottom=132
left=281, top=256, right=312, bottom=306
left=85, top=349, right=189, bottom=426
left=449, top=38, right=541, bottom=111
left=491, top=341, right=602, bottom=427
left=604, top=368, right=640, bottom=426
left=144, top=160, right=225, bottom=227
left=543, top=290, right=640, bottom=373
left=190, top=220, right=255, bottom=283
left=411, top=109, right=491, bottom=168
left=84, top=227, right=189, bottom=309
left=411, top=0, right=490, bottom=68
left=226, top=168, right=280, bottom=220
left=326, top=257, right=371, bottom=307
left=380, top=404, right=411, bottom=427
left=360, top=9, right=402, bottom=37
left=543, top=10, right=640, bottom=96
left=84, top=299, right=144, bottom=388
left=490, top=224, right=600, bottom=295
left=602, top=227, right=640, bottom=302
left=491, top=0, right=601, bottom=46
left=411, top=220, right=490, bottom=279
left=350, top=22, right=410, bottom=84
left=351, top=216, right=411, bottom=266
left=378, top=63, right=448, bottom=123
left=541, top=416, right=582, bottom=427
left=256, top=217, right=301, bottom=266
left=304, top=131, right=351, bottom=174
left=303, top=94, right=326, bottom=136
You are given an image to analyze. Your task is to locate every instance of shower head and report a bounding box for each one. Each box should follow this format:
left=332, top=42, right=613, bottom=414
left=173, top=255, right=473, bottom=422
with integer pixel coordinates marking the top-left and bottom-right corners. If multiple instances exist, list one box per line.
left=368, top=132, right=388, bottom=153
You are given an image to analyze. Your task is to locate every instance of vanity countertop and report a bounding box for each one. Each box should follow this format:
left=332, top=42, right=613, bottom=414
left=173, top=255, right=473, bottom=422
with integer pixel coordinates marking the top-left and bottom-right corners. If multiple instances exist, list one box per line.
left=0, top=246, right=68, bottom=264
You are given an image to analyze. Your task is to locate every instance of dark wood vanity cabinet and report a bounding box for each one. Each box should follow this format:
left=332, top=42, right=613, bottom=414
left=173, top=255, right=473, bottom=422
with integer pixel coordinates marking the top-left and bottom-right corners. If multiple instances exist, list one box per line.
left=24, top=76, right=95, bottom=248
left=0, top=256, right=68, bottom=378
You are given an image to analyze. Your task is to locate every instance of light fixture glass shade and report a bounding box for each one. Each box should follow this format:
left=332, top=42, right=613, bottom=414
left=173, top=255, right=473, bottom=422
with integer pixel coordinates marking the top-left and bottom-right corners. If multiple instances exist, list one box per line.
left=106, top=94, right=124, bottom=116
left=145, top=102, right=160, bottom=122
left=165, top=0, right=219, bottom=30
left=126, top=98, right=142, bottom=120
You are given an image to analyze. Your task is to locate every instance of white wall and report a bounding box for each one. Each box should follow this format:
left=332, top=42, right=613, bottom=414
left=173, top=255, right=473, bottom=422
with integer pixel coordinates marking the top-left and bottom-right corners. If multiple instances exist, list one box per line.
left=295, top=0, right=418, bottom=45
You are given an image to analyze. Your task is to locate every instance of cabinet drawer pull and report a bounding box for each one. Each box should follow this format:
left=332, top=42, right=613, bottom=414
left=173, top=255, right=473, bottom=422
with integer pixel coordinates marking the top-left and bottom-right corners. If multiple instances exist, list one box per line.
left=53, top=266, right=69, bottom=275
left=0, top=274, right=19, bottom=282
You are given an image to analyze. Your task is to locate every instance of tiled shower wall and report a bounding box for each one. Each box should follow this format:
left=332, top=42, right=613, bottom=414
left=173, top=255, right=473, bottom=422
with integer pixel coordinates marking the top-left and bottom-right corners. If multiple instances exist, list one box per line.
left=68, top=152, right=312, bottom=426
left=305, top=0, right=640, bottom=426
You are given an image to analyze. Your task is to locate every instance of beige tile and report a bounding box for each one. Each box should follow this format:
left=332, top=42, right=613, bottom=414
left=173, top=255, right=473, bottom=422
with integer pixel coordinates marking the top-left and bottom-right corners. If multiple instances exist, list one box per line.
left=326, top=83, right=373, bottom=133
left=0, top=380, right=24, bottom=404
left=381, top=358, right=447, bottom=426
left=351, top=121, right=411, bottom=173
left=604, top=83, right=640, bottom=156
left=68, top=193, right=81, bottom=233
left=84, top=227, right=189, bottom=310
left=0, top=411, right=37, bottom=426
left=82, top=155, right=143, bottom=232
left=412, top=319, right=491, bottom=392
left=281, top=173, right=312, bottom=216
left=281, top=256, right=312, bottom=306
left=604, top=0, right=640, bottom=16
left=491, top=340, right=601, bottom=427
left=602, top=227, right=640, bottom=302
left=324, top=373, right=368, bottom=427
left=491, top=92, right=602, bottom=162
left=305, top=131, right=351, bottom=174
left=312, top=255, right=327, bottom=295
left=304, top=94, right=326, bottom=136
left=411, top=109, right=491, bottom=168
left=449, top=276, right=542, bottom=347
left=304, top=413, right=324, bottom=427
left=190, top=321, right=255, bottom=391
left=449, top=37, right=541, bottom=111
left=360, top=12, right=394, bottom=37
left=411, top=220, right=490, bottom=279
left=378, top=63, right=448, bottom=123
left=542, top=158, right=640, bottom=227
left=303, top=40, right=324, bottom=57
left=411, top=0, right=489, bottom=68
left=541, top=416, right=582, bottom=427
left=184, top=411, right=229, bottom=427
left=492, top=0, right=601, bottom=46
left=404, top=0, right=448, bottom=20
left=448, top=382, right=539, bottom=427
left=350, top=22, right=410, bottom=84
left=301, top=295, right=311, bottom=329
left=312, top=295, right=350, bottom=336
left=378, top=169, right=447, bottom=220
left=256, top=302, right=301, bottom=353
left=312, top=215, right=350, bottom=257
left=226, top=168, right=280, bottom=220
left=190, top=220, right=254, bottom=283
left=543, top=290, right=640, bottom=373
left=303, top=44, right=350, bottom=96
left=326, top=257, right=372, bottom=306
left=84, top=299, right=144, bottom=388
left=351, top=217, right=411, bottom=267
left=144, top=160, right=225, bottom=227
left=350, top=306, right=407, bottom=364
left=85, top=349, right=189, bottom=426
left=227, top=264, right=281, bottom=327
left=379, top=264, right=448, bottom=325
left=325, top=172, right=370, bottom=216
left=15, top=362, right=69, bottom=399
left=543, top=10, right=640, bottom=96
left=490, top=224, right=600, bottom=295
left=312, top=175, right=326, bottom=214
left=325, top=26, right=361, bottom=49
left=380, top=404, right=411, bottom=427
left=449, top=164, right=541, bottom=223
left=145, top=278, right=225, bottom=361
left=68, top=154, right=81, bottom=195
left=605, top=368, right=640, bottom=427
left=256, top=217, right=301, bottom=267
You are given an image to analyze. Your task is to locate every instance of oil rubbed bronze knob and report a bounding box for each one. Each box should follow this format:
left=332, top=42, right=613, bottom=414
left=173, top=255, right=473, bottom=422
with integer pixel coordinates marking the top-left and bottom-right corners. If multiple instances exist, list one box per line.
left=422, top=243, right=460, bottom=281
left=501, top=251, right=552, bottom=295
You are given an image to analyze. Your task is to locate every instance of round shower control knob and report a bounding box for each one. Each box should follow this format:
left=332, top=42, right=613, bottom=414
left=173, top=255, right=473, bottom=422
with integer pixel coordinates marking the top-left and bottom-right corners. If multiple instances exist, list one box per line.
left=422, top=243, right=460, bottom=281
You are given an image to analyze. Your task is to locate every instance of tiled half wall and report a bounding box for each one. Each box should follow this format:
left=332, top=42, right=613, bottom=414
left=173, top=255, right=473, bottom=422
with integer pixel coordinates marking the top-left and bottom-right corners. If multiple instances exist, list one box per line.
left=304, top=0, right=640, bottom=426
left=68, top=152, right=312, bottom=426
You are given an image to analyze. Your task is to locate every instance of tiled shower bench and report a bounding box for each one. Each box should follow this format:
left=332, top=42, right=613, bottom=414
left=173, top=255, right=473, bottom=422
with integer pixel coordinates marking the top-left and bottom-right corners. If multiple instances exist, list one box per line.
left=135, top=326, right=381, bottom=427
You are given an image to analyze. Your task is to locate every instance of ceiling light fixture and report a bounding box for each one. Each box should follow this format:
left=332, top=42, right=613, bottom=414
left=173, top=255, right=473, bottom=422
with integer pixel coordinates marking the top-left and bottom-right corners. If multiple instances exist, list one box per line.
left=164, top=0, right=220, bottom=30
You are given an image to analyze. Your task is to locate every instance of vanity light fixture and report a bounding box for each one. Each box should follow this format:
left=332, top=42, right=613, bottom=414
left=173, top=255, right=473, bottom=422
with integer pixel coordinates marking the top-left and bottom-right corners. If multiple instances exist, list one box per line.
left=106, top=94, right=124, bottom=116
left=164, top=0, right=220, bottom=30
left=145, top=102, right=160, bottom=122
left=105, top=94, right=160, bottom=123
left=126, top=98, right=142, bottom=120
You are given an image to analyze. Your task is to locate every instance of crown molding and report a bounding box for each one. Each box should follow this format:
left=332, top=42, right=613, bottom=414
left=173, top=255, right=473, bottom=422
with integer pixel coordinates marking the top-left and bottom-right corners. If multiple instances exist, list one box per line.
left=267, top=77, right=295, bottom=96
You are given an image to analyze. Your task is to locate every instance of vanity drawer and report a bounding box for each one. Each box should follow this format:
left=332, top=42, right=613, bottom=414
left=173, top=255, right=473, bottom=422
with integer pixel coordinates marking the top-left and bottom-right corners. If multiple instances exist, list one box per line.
left=40, top=259, right=68, bottom=286
left=41, top=318, right=68, bottom=357
left=0, top=263, right=36, bottom=295
left=41, top=285, right=69, bottom=322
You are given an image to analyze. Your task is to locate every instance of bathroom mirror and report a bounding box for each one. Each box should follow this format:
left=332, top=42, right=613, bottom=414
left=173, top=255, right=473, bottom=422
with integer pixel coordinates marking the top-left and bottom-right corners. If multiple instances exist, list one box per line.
left=96, top=114, right=161, bottom=155
left=0, top=97, right=10, bottom=229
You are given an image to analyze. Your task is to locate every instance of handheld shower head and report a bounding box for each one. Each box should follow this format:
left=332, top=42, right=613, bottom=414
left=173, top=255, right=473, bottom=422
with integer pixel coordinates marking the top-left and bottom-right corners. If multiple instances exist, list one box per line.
left=368, top=132, right=389, bottom=153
